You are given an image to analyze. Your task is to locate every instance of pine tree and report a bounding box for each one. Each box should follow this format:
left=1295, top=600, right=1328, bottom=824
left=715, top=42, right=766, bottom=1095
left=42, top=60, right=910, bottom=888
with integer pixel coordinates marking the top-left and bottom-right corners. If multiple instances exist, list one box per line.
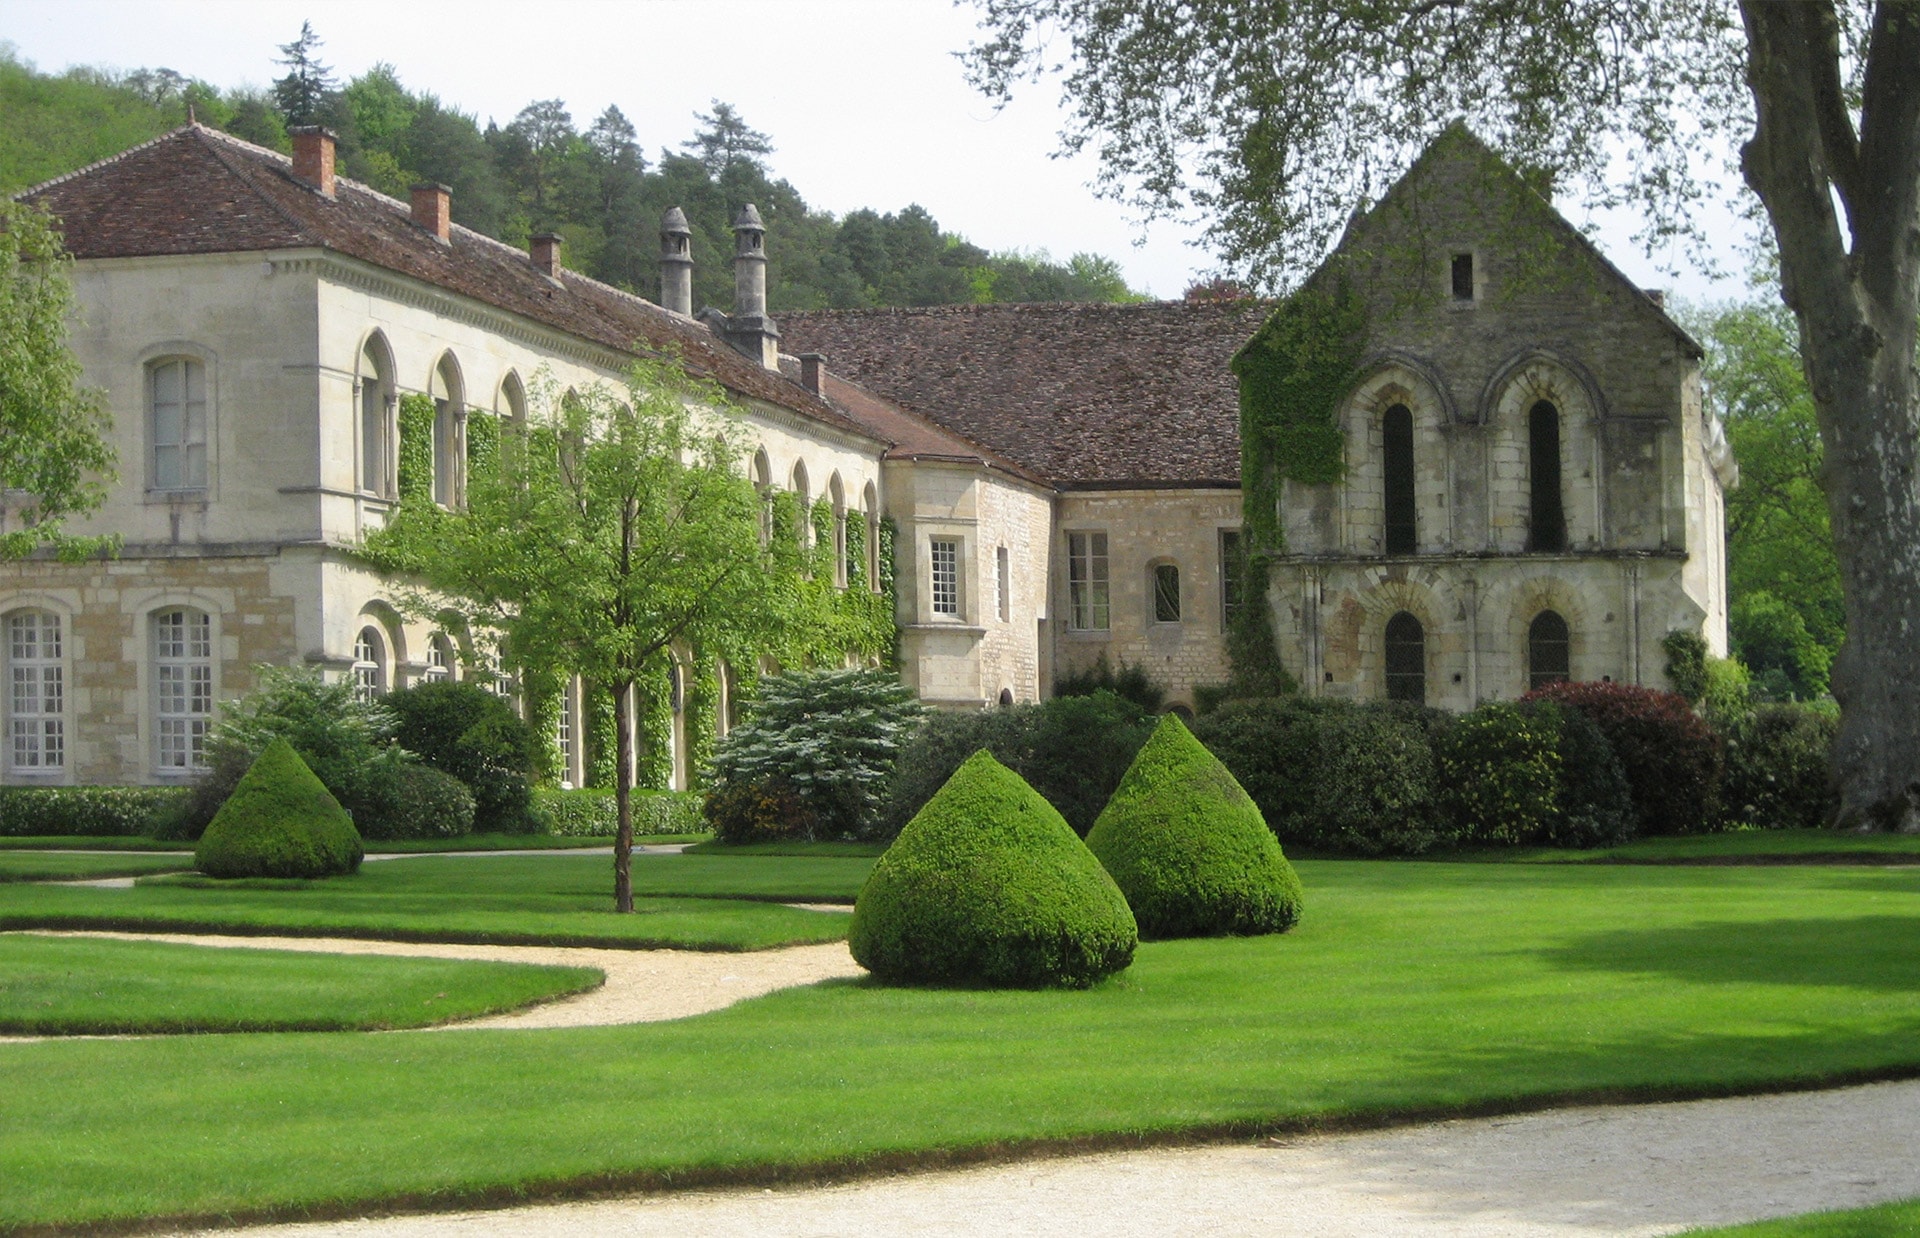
left=271, top=21, right=334, bottom=127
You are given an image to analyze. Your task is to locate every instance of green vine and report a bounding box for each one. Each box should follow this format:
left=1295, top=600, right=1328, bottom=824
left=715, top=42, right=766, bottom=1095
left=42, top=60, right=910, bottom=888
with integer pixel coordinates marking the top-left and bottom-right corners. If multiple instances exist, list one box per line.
left=396, top=394, right=435, bottom=505
left=466, top=409, right=499, bottom=475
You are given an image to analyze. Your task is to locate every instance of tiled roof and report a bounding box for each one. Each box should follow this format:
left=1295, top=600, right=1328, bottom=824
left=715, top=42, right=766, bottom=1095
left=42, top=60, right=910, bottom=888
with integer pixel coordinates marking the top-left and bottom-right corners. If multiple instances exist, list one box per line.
left=781, top=301, right=1267, bottom=488
left=20, top=126, right=875, bottom=440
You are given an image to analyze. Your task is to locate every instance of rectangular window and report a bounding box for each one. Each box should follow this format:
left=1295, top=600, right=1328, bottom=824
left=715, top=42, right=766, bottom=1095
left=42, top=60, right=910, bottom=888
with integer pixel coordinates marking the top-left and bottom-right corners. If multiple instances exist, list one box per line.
left=556, top=677, right=576, bottom=789
left=1067, top=531, right=1110, bottom=631
left=7, top=612, right=64, bottom=771
left=154, top=609, right=212, bottom=773
left=930, top=537, right=960, bottom=616
left=150, top=358, right=207, bottom=491
left=1153, top=563, right=1182, bottom=623
left=1219, top=529, right=1245, bottom=631
left=996, top=546, right=1011, bottom=623
left=1451, top=252, right=1475, bottom=301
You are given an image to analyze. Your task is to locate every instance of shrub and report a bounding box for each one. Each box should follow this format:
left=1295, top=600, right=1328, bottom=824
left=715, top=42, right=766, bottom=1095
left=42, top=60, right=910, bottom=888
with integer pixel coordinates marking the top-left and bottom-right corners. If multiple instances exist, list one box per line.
left=1085, top=714, right=1302, bottom=938
left=0, top=786, right=187, bottom=837
left=1190, top=698, right=1446, bottom=854
left=1523, top=680, right=1723, bottom=835
left=1054, top=653, right=1166, bottom=713
left=1432, top=701, right=1633, bottom=848
left=706, top=669, right=924, bottom=840
left=542, top=788, right=703, bottom=837
left=351, top=764, right=475, bottom=840
left=383, top=682, right=541, bottom=833
left=1544, top=701, right=1636, bottom=847
left=1720, top=704, right=1838, bottom=830
left=878, top=690, right=1155, bottom=838
left=194, top=739, right=363, bottom=879
left=850, top=750, right=1137, bottom=988
left=1662, top=629, right=1710, bottom=703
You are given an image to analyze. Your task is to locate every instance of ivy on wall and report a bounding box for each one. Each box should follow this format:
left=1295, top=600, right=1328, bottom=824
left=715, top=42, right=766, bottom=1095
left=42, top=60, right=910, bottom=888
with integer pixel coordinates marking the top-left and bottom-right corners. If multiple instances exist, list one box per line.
left=466, top=409, right=499, bottom=475
left=396, top=393, right=435, bottom=505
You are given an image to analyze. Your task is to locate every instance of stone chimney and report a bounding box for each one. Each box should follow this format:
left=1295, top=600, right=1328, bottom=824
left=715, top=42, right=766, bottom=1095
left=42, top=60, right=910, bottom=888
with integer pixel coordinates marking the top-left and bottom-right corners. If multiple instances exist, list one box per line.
left=289, top=126, right=336, bottom=198
left=530, top=233, right=563, bottom=280
left=725, top=204, right=779, bottom=369
left=659, top=207, right=693, bottom=316
left=410, top=183, right=451, bottom=243
left=799, top=353, right=826, bottom=397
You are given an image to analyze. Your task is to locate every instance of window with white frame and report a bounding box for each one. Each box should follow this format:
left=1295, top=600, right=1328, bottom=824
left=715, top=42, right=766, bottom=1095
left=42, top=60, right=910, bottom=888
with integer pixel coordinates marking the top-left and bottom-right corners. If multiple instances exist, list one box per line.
left=556, top=676, right=577, bottom=788
left=149, top=357, right=208, bottom=491
left=153, top=608, right=212, bottom=773
left=352, top=626, right=387, bottom=701
left=996, top=546, right=1011, bottom=623
left=424, top=632, right=455, bottom=682
left=360, top=341, right=394, bottom=497
left=930, top=537, right=960, bottom=616
left=7, top=611, right=64, bottom=773
left=1067, top=531, right=1110, bottom=631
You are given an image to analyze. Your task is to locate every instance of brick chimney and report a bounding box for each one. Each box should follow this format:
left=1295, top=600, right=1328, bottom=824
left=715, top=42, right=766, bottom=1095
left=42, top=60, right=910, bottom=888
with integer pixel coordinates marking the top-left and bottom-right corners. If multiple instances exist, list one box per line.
left=530, top=233, right=563, bottom=279
left=799, top=353, right=826, bottom=396
left=289, top=126, right=336, bottom=198
left=410, top=183, right=451, bottom=243
left=659, top=207, right=693, bottom=316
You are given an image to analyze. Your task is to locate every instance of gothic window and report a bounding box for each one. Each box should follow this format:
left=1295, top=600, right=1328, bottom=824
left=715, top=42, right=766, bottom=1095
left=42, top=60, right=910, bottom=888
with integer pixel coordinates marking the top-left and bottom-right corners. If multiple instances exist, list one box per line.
left=1384, top=611, right=1426, bottom=705
left=863, top=482, right=881, bottom=592
left=359, top=338, right=394, bottom=497
left=1383, top=403, right=1417, bottom=554
left=1219, top=528, right=1245, bottom=632
left=153, top=607, right=212, bottom=773
left=752, top=450, right=774, bottom=548
left=930, top=537, right=960, bottom=616
left=791, top=461, right=811, bottom=552
left=352, top=626, right=387, bottom=701
left=1153, top=563, right=1182, bottom=623
left=1529, top=400, right=1568, bottom=552
left=1528, top=610, right=1572, bottom=690
left=1067, top=531, right=1110, bottom=631
left=432, top=353, right=464, bottom=508
left=829, top=473, right=848, bottom=588
left=149, top=357, right=208, bottom=491
left=499, top=371, right=527, bottom=426
left=6, top=611, right=64, bottom=773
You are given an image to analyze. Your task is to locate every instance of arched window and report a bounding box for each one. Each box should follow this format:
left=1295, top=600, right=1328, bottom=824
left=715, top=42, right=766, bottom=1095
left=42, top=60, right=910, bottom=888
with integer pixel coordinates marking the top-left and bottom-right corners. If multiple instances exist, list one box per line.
left=431, top=353, right=464, bottom=508
left=1383, top=611, right=1426, bottom=705
left=424, top=632, right=456, bottom=683
left=1528, top=400, right=1567, bottom=552
left=359, top=338, right=394, bottom=497
left=152, top=607, right=212, bottom=773
left=715, top=661, right=733, bottom=739
left=352, top=626, right=387, bottom=701
left=1383, top=402, right=1416, bottom=554
left=6, top=610, right=65, bottom=773
left=499, top=371, right=527, bottom=426
left=829, top=473, right=848, bottom=588
left=863, top=482, right=881, bottom=592
left=667, top=657, right=689, bottom=793
left=791, top=461, right=811, bottom=551
left=1152, top=562, right=1182, bottom=623
left=149, top=357, right=208, bottom=491
left=1528, top=610, right=1572, bottom=690
left=751, top=450, right=774, bottom=548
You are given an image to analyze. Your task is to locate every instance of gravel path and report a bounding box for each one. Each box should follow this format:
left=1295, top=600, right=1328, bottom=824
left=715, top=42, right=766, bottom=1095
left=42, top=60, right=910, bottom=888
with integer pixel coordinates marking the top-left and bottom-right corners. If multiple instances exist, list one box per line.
left=159, top=1078, right=1920, bottom=1237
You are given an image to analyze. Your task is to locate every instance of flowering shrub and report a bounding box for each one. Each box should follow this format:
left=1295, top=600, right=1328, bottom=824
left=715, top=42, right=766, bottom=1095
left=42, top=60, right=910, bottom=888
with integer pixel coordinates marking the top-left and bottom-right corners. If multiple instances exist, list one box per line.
left=1522, top=680, right=1723, bottom=835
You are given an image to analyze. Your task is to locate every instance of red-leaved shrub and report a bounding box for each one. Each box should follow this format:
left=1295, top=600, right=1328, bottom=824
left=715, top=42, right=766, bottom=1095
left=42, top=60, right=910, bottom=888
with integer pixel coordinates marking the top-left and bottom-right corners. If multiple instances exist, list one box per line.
left=1520, top=681, right=1723, bottom=836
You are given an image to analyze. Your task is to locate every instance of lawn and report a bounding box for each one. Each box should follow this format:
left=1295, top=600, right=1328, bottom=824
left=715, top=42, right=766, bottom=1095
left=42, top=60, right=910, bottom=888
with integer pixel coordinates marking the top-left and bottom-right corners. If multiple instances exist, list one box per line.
left=364, top=833, right=619, bottom=853
left=8, top=861, right=1920, bottom=1231
left=0, top=836, right=189, bottom=852
left=685, top=839, right=888, bottom=857
left=0, top=854, right=859, bottom=950
left=0, top=852, right=191, bottom=882
left=1687, top=1199, right=1920, bottom=1235
left=0, top=934, right=599, bottom=1034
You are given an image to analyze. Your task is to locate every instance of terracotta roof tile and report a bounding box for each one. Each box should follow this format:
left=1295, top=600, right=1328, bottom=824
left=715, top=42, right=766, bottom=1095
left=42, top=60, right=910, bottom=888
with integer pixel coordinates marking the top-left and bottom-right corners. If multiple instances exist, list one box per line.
left=781, top=301, right=1267, bottom=488
left=21, top=126, right=875, bottom=441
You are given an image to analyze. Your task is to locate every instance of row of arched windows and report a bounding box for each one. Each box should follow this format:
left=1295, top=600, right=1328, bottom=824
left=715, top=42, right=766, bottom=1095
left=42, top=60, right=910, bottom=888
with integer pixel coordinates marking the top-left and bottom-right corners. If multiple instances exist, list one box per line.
left=1376, top=399, right=1569, bottom=555
left=750, top=449, right=880, bottom=590
left=1379, top=609, right=1572, bottom=705
left=355, top=334, right=529, bottom=507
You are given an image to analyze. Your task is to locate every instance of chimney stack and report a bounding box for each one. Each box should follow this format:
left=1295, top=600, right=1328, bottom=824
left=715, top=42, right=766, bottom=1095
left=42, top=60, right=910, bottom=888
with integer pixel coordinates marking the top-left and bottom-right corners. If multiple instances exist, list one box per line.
left=289, top=126, right=336, bottom=198
left=799, top=353, right=826, bottom=397
left=659, top=207, right=693, bottom=316
left=530, top=233, right=563, bottom=280
left=410, top=183, right=451, bottom=243
left=724, top=204, right=779, bottom=369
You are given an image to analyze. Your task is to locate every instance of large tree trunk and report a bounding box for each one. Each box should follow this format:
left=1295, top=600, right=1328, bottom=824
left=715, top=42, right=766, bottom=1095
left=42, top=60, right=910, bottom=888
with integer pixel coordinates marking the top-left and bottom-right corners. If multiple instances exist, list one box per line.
left=1741, top=3, right=1920, bottom=830
left=612, top=679, right=635, bottom=912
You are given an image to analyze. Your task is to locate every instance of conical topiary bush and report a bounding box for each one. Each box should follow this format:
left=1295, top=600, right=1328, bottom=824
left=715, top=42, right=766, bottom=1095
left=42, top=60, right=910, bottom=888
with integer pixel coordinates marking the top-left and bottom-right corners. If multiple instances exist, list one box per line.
left=849, top=749, right=1137, bottom=988
left=1085, top=713, right=1303, bottom=939
left=194, top=738, right=364, bottom=879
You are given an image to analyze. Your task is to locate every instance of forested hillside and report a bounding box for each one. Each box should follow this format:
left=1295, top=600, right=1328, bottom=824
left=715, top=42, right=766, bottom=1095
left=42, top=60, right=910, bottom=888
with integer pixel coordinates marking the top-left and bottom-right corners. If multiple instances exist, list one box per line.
left=0, top=30, right=1139, bottom=311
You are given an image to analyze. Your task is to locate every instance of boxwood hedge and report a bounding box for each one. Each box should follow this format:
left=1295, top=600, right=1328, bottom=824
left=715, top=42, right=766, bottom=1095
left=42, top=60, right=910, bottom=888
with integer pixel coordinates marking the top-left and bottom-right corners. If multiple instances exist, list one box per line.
left=194, top=739, right=364, bottom=879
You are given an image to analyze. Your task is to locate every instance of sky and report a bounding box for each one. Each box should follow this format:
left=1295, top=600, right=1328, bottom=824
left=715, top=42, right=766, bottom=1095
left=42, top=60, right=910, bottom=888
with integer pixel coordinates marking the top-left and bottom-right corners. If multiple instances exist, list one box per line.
left=5, top=0, right=1759, bottom=304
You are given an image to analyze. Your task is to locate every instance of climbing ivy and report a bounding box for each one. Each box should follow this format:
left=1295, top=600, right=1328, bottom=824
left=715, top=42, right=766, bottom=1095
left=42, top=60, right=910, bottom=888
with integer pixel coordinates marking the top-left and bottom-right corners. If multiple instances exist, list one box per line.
left=396, top=394, right=435, bottom=505
left=465, top=408, right=499, bottom=475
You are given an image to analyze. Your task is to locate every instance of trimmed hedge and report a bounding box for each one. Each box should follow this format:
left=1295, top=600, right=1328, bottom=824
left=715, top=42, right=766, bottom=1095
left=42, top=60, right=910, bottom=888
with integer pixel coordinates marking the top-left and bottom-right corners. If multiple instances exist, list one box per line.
left=352, top=764, right=475, bottom=840
left=1085, top=714, right=1302, bottom=938
left=1433, top=700, right=1633, bottom=847
left=194, top=740, right=363, bottom=879
left=1190, top=698, right=1445, bottom=854
left=1523, top=680, right=1723, bottom=835
left=0, top=786, right=186, bottom=837
left=850, top=750, right=1137, bottom=988
left=1721, top=704, right=1838, bottom=830
left=538, top=788, right=705, bottom=838
left=384, top=682, right=541, bottom=833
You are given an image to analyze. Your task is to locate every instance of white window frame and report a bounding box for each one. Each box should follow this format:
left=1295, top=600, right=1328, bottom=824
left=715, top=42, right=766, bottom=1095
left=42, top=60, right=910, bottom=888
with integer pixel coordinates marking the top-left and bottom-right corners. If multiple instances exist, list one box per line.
left=352, top=626, right=387, bottom=701
left=1067, top=531, right=1110, bottom=632
left=149, top=356, right=208, bottom=492
left=6, top=610, right=65, bottom=775
left=930, top=537, right=961, bottom=617
left=153, top=608, right=213, bottom=775
left=424, top=633, right=455, bottom=683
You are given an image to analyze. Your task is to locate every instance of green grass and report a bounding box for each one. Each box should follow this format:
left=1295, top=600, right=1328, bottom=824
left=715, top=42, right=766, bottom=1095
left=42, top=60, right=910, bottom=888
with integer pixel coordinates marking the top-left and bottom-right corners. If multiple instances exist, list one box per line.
left=0, top=934, right=599, bottom=1034
left=684, top=839, right=888, bottom=857
left=0, top=855, right=858, bottom=950
left=0, top=852, right=191, bottom=882
left=9, top=861, right=1920, bottom=1231
left=0, top=837, right=188, bottom=852
left=1685, top=1198, right=1920, bottom=1235
left=363, top=833, right=620, bottom=853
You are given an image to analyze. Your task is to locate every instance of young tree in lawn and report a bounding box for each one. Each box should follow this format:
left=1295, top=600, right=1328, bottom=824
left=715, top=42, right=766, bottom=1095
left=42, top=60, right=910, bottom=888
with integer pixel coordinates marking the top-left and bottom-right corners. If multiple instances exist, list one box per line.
left=965, top=1, right=1920, bottom=828
left=368, top=357, right=776, bottom=911
left=0, top=201, right=116, bottom=560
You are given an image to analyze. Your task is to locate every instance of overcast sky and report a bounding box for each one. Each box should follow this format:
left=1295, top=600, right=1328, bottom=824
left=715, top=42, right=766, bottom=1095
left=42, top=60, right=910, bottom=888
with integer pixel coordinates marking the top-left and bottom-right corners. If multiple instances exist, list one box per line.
left=7, top=0, right=1758, bottom=304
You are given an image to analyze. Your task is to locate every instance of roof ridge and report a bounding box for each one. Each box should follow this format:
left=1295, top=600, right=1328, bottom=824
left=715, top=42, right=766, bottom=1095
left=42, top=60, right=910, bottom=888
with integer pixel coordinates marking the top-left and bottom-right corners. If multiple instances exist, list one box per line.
left=188, top=126, right=321, bottom=246
left=12, top=123, right=203, bottom=201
